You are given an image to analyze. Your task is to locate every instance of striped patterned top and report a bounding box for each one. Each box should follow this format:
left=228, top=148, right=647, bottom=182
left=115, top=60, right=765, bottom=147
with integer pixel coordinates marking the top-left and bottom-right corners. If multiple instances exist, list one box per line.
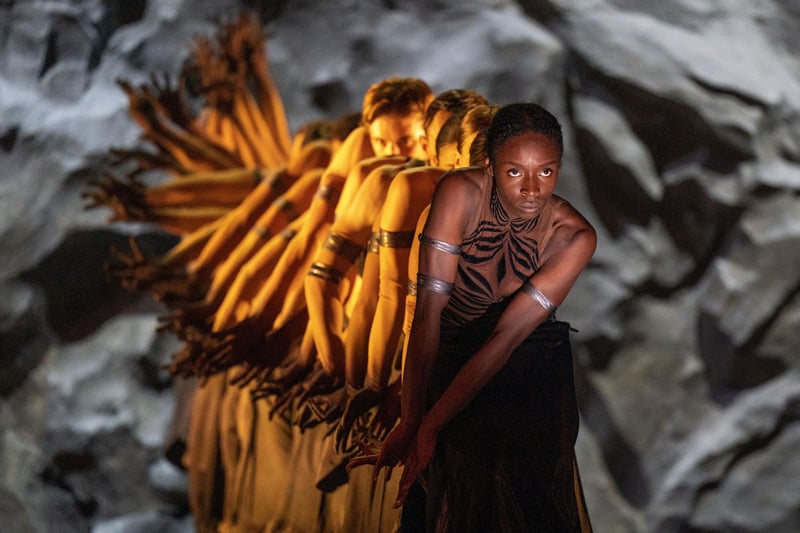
left=441, top=182, right=562, bottom=326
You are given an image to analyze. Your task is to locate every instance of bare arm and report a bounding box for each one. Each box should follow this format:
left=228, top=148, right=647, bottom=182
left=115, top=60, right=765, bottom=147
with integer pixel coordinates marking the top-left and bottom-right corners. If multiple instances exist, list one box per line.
left=374, top=172, right=476, bottom=473
left=305, top=163, right=403, bottom=377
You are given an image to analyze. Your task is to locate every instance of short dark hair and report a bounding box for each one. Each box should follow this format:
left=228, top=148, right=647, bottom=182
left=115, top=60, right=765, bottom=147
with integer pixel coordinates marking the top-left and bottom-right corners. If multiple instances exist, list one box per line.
left=486, top=103, right=563, bottom=163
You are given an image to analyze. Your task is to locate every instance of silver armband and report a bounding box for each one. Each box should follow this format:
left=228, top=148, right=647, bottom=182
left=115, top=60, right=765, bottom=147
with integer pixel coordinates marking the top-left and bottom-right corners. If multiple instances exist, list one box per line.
left=407, top=279, right=417, bottom=297
left=308, top=262, right=344, bottom=285
left=521, top=282, right=556, bottom=316
left=367, top=231, right=380, bottom=254
left=280, top=227, right=297, bottom=241
left=276, top=197, right=298, bottom=220
left=323, top=232, right=363, bottom=264
left=251, top=226, right=270, bottom=240
left=315, top=184, right=340, bottom=204
left=379, top=229, right=415, bottom=248
left=268, top=171, right=288, bottom=194
left=417, top=273, right=454, bottom=295
left=418, top=233, right=461, bottom=255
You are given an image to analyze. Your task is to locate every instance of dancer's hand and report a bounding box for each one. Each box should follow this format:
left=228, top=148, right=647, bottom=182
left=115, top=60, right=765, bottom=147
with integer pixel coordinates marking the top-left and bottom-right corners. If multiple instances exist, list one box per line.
left=373, top=423, right=415, bottom=481
left=335, top=387, right=381, bottom=453
left=394, top=421, right=437, bottom=508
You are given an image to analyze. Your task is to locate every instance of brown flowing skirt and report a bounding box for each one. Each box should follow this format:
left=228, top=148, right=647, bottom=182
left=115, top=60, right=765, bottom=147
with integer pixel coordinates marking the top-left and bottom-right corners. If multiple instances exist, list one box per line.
left=407, top=302, right=592, bottom=533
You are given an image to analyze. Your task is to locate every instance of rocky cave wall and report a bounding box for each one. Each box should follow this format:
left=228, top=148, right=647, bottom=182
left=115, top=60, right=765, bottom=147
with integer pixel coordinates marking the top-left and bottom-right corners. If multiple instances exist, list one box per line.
left=1, top=0, right=799, bottom=532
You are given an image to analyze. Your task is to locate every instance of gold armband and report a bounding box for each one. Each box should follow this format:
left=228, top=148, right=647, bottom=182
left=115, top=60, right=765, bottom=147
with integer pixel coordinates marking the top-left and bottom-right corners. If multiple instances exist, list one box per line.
left=323, top=232, right=363, bottom=264
left=308, top=262, right=344, bottom=285
left=378, top=229, right=415, bottom=248
left=520, top=281, right=556, bottom=316
left=417, top=273, right=453, bottom=295
left=419, top=233, right=461, bottom=255
left=251, top=226, right=270, bottom=240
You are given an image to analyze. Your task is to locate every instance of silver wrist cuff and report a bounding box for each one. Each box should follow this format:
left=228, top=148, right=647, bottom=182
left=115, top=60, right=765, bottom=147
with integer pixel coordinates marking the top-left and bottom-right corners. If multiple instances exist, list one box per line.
left=268, top=171, right=288, bottom=194
left=315, top=184, right=340, bottom=204
left=367, top=231, right=380, bottom=254
left=280, top=227, right=297, bottom=241
left=407, top=279, right=417, bottom=297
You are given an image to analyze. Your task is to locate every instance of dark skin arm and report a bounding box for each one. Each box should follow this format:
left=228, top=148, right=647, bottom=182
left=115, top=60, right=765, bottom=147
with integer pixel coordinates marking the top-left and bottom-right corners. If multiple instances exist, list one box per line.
left=365, top=167, right=441, bottom=392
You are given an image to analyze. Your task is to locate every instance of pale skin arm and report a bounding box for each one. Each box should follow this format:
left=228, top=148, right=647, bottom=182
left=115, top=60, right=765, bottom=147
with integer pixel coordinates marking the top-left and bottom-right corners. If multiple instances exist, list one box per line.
left=211, top=218, right=303, bottom=331
left=190, top=140, right=330, bottom=276
left=160, top=217, right=224, bottom=267
left=188, top=168, right=285, bottom=277
left=342, top=239, right=381, bottom=387
left=144, top=166, right=263, bottom=207
left=400, top=206, right=430, bottom=343
left=220, top=132, right=378, bottom=330
left=250, top=35, right=293, bottom=160
left=305, top=163, right=403, bottom=377
left=373, top=172, right=475, bottom=476
left=200, top=167, right=321, bottom=299
left=365, top=168, right=439, bottom=392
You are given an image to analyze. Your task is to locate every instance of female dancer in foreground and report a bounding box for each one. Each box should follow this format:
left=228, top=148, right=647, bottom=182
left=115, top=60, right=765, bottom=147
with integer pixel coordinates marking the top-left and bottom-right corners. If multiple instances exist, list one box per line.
left=373, top=102, right=596, bottom=532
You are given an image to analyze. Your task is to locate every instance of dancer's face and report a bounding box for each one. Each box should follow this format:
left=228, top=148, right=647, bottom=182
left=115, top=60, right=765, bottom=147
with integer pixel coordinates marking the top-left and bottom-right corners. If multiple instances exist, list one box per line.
left=487, top=131, right=561, bottom=219
left=368, top=111, right=426, bottom=160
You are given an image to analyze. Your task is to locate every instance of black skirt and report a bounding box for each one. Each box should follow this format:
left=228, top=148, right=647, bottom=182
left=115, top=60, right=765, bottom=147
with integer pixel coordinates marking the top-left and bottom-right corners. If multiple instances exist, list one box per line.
left=405, top=301, right=591, bottom=533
